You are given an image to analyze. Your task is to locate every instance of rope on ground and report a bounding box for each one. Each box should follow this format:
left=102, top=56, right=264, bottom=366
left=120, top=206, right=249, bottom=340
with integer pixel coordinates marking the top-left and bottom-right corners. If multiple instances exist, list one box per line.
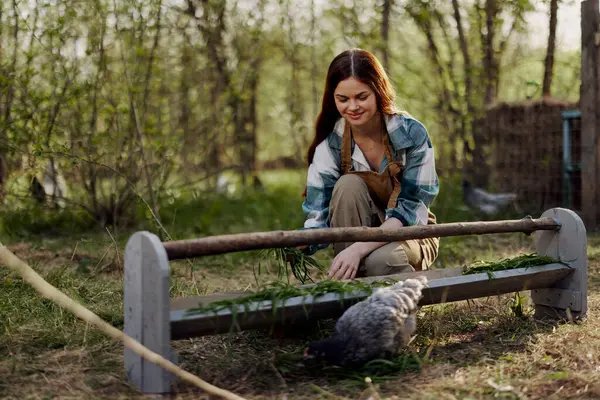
left=0, top=242, right=248, bottom=400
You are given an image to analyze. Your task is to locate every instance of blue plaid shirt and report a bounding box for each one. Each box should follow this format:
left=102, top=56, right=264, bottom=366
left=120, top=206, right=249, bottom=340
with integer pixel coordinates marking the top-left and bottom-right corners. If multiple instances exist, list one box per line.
left=301, top=112, right=439, bottom=254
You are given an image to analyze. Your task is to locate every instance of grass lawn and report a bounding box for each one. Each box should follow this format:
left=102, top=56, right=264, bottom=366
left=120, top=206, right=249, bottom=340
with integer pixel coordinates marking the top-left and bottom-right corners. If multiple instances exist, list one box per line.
left=1, top=169, right=598, bottom=399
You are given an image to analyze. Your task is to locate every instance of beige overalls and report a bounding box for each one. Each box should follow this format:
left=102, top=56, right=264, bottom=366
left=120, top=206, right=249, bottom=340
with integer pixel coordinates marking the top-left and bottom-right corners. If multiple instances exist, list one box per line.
left=328, top=118, right=439, bottom=277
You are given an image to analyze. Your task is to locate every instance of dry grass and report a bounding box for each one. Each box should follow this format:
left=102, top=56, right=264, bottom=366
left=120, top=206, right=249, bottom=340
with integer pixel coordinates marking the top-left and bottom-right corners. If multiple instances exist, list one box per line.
left=1, top=231, right=599, bottom=399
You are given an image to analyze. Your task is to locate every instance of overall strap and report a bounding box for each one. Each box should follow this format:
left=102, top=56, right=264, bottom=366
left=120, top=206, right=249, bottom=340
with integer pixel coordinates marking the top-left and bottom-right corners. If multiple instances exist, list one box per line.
left=341, top=121, right=353, bottom=173
left=382, top=126, right=401, bottom=176
left=381, top=120, right=403, bottom=209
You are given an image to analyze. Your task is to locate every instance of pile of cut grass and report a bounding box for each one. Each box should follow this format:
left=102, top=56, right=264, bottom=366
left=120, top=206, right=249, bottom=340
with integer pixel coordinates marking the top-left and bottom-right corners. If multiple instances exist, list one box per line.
left=185, top=277, right=399, bottom=316
left=462, top=253, right=564, bottom=277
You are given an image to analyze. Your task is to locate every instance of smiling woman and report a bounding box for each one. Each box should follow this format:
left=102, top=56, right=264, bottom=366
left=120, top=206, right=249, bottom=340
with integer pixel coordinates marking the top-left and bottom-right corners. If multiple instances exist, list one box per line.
left=299, top=48, right=440, bottom=281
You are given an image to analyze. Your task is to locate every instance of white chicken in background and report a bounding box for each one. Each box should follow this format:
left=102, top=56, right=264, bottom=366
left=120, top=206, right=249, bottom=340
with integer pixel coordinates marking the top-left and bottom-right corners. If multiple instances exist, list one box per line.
left=462, top=179, right=518, bottom=217
left=215, top=174, right=236, bottom=195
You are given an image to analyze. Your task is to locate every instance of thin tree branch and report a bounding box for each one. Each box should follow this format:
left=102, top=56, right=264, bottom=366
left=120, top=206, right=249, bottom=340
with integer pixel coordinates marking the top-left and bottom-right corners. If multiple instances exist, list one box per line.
left=112, top=0, right=161, bottom=231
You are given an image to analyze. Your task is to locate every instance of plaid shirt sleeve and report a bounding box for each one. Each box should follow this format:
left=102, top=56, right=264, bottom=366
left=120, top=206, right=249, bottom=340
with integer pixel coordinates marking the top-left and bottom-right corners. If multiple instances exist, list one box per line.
left=300, top=135, right=341, bottom=254
left=385, top=118, right=439, bottom=226
left=302, top=135, right=341, bottom=229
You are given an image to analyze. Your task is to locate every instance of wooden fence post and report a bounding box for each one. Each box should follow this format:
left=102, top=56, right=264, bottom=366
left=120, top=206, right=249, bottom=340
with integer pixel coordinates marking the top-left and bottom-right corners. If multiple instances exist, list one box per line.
left=124, top=231, right=175, bottom=393
left=532, top=208, right=588, bottom=320
left=581, top=0, right=600, bottom=230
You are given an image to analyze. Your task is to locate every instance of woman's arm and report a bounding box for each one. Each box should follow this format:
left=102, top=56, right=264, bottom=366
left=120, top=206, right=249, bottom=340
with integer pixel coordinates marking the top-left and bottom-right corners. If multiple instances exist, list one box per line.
left=386, top=119, right=439, bottom=226
left=300, top=137, right=340, bottom=254
left=327, top=216, right=404, bottom=279
left=328, top=118, right=438, bottom=280
left=346, top=216, right=404, bottom=256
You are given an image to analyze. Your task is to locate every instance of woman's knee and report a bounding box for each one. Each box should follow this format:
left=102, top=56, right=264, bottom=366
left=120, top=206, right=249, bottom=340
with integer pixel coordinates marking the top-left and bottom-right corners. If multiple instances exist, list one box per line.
left=329, top=175, right=374, bottom=230
left=331, top=175, right=369, bottom=202
left=362, top=243, right=415, bottom=277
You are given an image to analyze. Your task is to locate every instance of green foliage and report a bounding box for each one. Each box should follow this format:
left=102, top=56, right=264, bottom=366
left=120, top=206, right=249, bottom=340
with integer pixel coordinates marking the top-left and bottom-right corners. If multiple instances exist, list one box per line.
left=153, top=171, right=307, bottom=239
left=511, top=291, right=527, bottom=318
left=462, top=253, right=564, bottom=276
left=258, top=247, right=324, bottom=283
left=0, top=0, right=583, bottom=234
left=185, top=253, right=556, bottom=317
left=185, top=278, right=400, bottom=316
left=429, top=172, right=477, bottom=223
left=0, top=204, right=97, bottom=240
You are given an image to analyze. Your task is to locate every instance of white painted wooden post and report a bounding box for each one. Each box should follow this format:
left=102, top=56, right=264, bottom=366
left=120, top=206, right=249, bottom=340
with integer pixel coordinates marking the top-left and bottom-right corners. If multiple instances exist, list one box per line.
left=533, top=208, right=588, bottom=320
left=124, top=231, right=175, bottom=393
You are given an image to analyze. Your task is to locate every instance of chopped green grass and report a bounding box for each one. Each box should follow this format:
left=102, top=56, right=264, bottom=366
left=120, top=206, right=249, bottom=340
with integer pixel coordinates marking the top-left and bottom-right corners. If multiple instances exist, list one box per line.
left=257, top=247, right=324, bottom=284
left=462, top=253, right=565, bottom=276
left=186, top=253, right=563, bottom=318
left=185, top=278, right=399, bottom=316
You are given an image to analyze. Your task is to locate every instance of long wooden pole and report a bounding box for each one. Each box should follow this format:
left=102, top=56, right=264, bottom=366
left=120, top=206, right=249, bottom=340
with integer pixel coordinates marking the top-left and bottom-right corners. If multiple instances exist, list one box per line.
left=163, top=217, right=560, bottom=260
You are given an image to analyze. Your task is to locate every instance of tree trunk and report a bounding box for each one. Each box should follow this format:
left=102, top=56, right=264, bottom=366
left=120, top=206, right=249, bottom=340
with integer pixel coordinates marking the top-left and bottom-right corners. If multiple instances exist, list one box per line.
left=469, top=0, right=500, bottom=187
left=310, top=0, right=318, bottom=122
left=542, top=0, right=558, bottom=97
left=381, top=0, right=392, bottom=72
left=249, top=69, right=259, bottom=176
left=179, top=41, right=193, bottom=166
left=452, top=0, right=473, bottom=120
left=406, top=3, right=462, bottom=171
left=0, top=0, right=20, bottom=201
left=141, top=0, right=163, bottom=123
left=451, top=0, right=476, bottom=174
left=285, top=0, right=306, bottom=163
left=0, top=2, right=6, bottom=203
left=0, top=154, right=6, bottom=203
left=484, top=0, right=498, bottom=105
left=186, top=0, right=230, bottom=186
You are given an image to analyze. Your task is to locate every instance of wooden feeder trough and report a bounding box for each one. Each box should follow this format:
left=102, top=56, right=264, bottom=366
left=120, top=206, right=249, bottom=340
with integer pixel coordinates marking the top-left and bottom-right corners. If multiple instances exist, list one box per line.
left=123, top=208, right=588, bottom=394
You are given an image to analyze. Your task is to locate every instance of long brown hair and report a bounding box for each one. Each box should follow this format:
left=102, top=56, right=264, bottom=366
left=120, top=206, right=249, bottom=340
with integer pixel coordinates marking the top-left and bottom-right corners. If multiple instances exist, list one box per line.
left=306, top=48, right=399, bottom=166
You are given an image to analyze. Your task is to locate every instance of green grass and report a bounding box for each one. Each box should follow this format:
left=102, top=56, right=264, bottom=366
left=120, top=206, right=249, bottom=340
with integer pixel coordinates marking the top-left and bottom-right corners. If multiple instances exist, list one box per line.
left=258, top=247, right=325, bottom=283
left=0, top=266, right=123, bottom=354
left=184, top=253, right=560, bottom=318
left=0, top=168, right=598, bottom=399
left=462, top=253, right=564, bottom=276
left=184, top=277, right=400, bottom=316
left=0, top=168, right=496, bottom=243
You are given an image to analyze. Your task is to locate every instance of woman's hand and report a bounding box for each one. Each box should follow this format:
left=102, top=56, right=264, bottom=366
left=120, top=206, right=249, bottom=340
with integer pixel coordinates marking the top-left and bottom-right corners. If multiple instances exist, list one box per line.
left=326, top=218, right=405, bottom=280
left=328, top=245, right=364, bottom=280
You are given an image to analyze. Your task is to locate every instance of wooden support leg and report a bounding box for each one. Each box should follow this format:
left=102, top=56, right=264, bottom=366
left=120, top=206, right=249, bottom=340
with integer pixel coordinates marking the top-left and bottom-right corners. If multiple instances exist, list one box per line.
left=124, top=231, right=176, bottom=393
left=533, top=208, right=588, bottom=321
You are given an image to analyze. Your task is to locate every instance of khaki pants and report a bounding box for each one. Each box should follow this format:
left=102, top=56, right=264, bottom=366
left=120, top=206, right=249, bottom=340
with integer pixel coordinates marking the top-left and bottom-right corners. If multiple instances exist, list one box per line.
left=328, top=174, right=432, bottom=277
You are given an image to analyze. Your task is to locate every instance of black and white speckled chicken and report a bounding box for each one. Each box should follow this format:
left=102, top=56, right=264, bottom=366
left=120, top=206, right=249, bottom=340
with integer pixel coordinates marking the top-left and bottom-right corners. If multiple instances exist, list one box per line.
left=303, top=276, right=427, bottom=367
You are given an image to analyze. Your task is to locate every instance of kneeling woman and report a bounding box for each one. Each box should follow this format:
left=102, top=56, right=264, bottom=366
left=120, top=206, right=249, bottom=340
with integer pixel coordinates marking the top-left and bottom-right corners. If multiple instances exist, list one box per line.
left=301, top=48, right=439, bottom=280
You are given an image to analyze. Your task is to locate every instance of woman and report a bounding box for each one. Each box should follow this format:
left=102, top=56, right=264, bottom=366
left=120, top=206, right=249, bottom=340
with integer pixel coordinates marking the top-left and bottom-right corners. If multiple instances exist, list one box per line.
left=301, top=48, right=439, bottom=281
